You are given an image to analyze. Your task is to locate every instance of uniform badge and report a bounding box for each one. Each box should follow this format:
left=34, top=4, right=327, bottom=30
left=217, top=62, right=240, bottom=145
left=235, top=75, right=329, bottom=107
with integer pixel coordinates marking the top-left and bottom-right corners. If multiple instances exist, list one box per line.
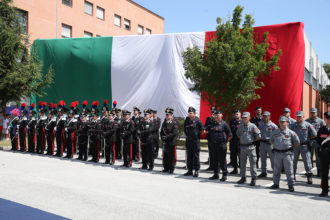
left=285, top=135, right=289, bottom=138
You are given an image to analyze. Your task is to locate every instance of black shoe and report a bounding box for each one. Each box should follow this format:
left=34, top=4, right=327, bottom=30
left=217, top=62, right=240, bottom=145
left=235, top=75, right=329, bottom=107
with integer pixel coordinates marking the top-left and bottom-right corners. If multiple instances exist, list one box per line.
left=230, top=169, right=238, bottom=174
left=148, top=167, right=153, bottom=171
left=307, top=173, right=313, bottom=184
left=220, top=175, right=227, bottom=182
left=76, top=157, right=83, bottom=160
left=269, top=184, right=279, bottom=189
left=140, top=166, right=148, bottom=170
left=104, top=161, right=110, bottom=164
left=319, top=191, right=328, bottom=197
left=250, top=179, right=256, bottom=186
left=184, top=171, right=193, bottom=176
left=288, top=185, right=295, bottom=192
left=258, top=173, right=267, bottom=178
left=227, top=162, right=233, bottom=167
left=193, top=170, right=199, bottom=178
left=204, top=167, right=213, bottom=171
left=209, top=174, right=219, bottom=180
left=237, top=177, right=246, bottom=184
left=161, top=169, right=169, bottom=173
left=169, top=170, right=174, bottom=174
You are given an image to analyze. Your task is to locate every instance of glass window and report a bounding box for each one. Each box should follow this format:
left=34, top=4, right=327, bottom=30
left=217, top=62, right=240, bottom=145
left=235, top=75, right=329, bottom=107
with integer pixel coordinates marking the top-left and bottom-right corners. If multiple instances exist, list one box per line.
left=84, top=31, right=92, bottom=37
left=138, top=25, right=143, bottom=35
left=146, top=28, right=151, bottom=35
left=124, top=19, right=130, bottom=30
left=16, top=9, right=28, bottom=34
left=84, top=1, right=93, bottom=15
left=62, top=0, right=72, bottom=7
left=114, top=14, right=121, bottom=26
left=61, top=24, right=72, bottom=38
left=96, top=7, right=104, bottom=20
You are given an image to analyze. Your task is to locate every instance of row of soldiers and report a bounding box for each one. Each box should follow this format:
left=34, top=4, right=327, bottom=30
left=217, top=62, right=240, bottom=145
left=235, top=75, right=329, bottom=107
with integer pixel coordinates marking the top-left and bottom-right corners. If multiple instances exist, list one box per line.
left=8, top=100, right=178, bottom=173
left=183, top=106, right=329, bottom=197
left=8, top=101, right=330, bottom=197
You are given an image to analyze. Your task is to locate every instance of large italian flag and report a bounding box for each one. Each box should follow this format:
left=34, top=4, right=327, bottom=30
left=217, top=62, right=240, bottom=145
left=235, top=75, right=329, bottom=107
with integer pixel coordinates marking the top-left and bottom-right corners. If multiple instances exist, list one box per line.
left=33, top=22, right=305, bottom=122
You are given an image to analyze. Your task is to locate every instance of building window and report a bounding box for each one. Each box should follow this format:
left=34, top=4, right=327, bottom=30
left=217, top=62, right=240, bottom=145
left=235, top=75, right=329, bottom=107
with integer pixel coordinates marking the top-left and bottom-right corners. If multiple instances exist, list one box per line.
left=146, top=28, right=151, bottom=35
left=84, top=31, right=93, bottom=37
left=138, top=25, right=144, bottom=35
left=96, top=7, right=104, bottom=20
left=61, top=24, right=72, bottom=38
left=62, top=0, right=72, bottom=7
left=96, top=35, right=101, bottom=37
left=114, top=14, right=121, bottom=27
left=16, top=9, right=28, bottom=34
left=84, top=1, right=93, bottom=15
left=124, top=19, right=130, bottom=30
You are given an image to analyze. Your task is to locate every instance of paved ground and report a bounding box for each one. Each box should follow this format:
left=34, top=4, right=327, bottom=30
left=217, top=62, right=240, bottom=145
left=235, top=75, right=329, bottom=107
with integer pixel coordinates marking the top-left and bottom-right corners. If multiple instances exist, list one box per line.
left=0, top=149, right=329, bottom=220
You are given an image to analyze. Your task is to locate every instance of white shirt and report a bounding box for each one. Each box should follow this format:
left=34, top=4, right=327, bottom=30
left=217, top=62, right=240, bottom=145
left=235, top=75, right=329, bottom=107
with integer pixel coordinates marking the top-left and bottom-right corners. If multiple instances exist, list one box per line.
left=3, top=118, right=9, bottom=129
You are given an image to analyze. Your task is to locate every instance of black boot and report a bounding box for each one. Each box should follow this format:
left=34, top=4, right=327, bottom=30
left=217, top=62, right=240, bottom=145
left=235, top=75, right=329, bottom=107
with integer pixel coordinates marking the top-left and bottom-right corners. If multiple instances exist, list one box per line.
left=220, top=175, right=227, bottom=182
left=209, top=174, right=219, bottom=180
left=319, top=190, right=328, bottom=197
left=307, top=173, right=313, bottom=184
left=193, top=170, right=199, bottom=177
left=250, top=178, right=256, bottom=186
left=237, top=177, right=246, bottom=184
left=258, top=173, right=267, bottom=178
left=288, top=185, right=295, bottom=192
left=230, top=169, right=238, bottom=174
left=270, top=184, right=279, bottom=189
left=184, top=170, right=193, bottom=176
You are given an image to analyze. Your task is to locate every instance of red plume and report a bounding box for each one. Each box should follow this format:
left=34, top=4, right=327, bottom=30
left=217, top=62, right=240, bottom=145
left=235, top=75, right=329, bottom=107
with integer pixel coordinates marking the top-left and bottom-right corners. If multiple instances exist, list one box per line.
left=49, top=102, right=53, bottom=108
left=43, top=102, right=47, bottom=107
left=95, top=101, right=99, bottom=106
left=113, top=100, right=117, bottom=105
left=75, top=101, right=79, bottom=106
left=82, top=100, right=88, bottom=106
left=21, top=103, right=26, bottom=107
left=38, top=101, right=43, bottom=106
left=54, top=104, right=57, bottom=109
left=31, top=103, right=35, bottom=108
left=70, top=102, right=75, bottom=108
left=104, top=99, right=108, bottom=105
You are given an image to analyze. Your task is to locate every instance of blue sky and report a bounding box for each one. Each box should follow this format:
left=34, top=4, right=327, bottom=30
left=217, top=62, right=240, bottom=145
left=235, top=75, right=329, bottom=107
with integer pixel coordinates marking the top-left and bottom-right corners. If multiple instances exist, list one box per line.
left=134, top=0, right=330, bottom=64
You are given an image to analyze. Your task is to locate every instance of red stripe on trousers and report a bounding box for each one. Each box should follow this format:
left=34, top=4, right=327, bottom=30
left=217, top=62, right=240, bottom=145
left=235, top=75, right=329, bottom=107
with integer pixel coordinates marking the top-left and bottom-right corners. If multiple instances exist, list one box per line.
left=71, top=132, right=75, bottom=157
left=174, top=146, right=177, bottom=164
left=33, top=131, right=36, bottom=152
left=130, top=144, right=132, bottom=166
left=113, top=143, right=116, bottom=163
left=61, top=131, right=64, bottom=155
left=52, top=131, right=55, bottom=154
left=23, top=129, right=26, bottom=151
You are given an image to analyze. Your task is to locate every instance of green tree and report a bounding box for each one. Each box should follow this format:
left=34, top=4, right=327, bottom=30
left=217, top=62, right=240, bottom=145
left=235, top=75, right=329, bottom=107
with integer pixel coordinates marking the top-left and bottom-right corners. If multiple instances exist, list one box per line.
left=320, top=85, right=330, bottom=107
left=182, top=5, right=281, bottom=120
left=0, top=0, right=53, bottom=111
left=324, top=63, right=330, bottom=78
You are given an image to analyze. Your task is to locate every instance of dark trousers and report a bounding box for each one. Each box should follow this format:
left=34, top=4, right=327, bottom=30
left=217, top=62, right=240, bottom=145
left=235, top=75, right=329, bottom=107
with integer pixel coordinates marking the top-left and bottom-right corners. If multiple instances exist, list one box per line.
left=211, top=142, right=228, bottom=175
left=320, top=149, right=330, bottom=193
left=142, top=142, right=154, bottom=169
left=153, top=136, right=160, bottom=158
left=163, top=144, right=176, bottom=172
left=28, top=130, right=35, bottom=153
left=11, top=133, right=18, bottom=151
left=123, top=143, right=133, bottom=166
left=78, top=142, right=88, bottom=160
left=46, top=131, right=55, bottom=155
left=90, top=137, right=100, bottom=161
left=36, top=129, right=46, bottom=154
left=19, top=130, right=27, bottom=151
left=65, top=132, right=75, bottom=158
left=105, top=142, right=116, bottom=164
left=229, top=140, right=240, bottom=169
left=207, top=139, right=214, bottom=169
left=186, top=139, right=200, bottom=171
left=132, top=136, right=140, bottom=160
left=56, top=131, right=65, bottom=156
left=115, top=136, right=122, bottom=158
left=255, top=140, right=260, bottom=168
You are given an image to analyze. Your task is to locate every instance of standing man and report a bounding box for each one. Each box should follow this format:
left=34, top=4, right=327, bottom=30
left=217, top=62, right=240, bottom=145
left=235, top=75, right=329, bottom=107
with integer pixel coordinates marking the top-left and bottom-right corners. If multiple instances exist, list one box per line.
left=9, top=111, right=19, bottom=151
left=18, top=103, right=28, bottom=152
left=258, top=111, right=278, bottom=177
left=228, top=109, right=242, bottom=174
left=132, top=107, right=143, bottom=161
left=183, top=107, right=204, bottom=177
left=152, top=110, right=161, bottom=159
left=291, top=111, right=317, bottom=184
left=89, top=111, right=101, bottom=162
left=55, top=101, right=67, bottom=157
left=35, top=102, right=47, bottom=154
left=104, top=112, right=118, bottom=165
left=160, top=108, right=179, bottom=174
left=316, top=112, right=330, bottom=197
left=114, top=108, right=123, bottom=159
left=281, top=108, right=296, bottom=128
left=121, top=110, right=134, bottom=167
left=45, top=104, right=57, bottom=155
left=269, top=116, right=300, bottom=192
left=306, top=107, right=325, bottom=176
left=204, top=106, right=216, bottom=171
left=139, top=109, right=155, bottom=170
left=27, top=104, right=37, bottom=153
left=76, top=114, right=89, bottom=161
left=208, top=110, right=232, bottom=181
left=100, top=99, right=109, bottom=158
left=64, top=109, right=78, bottom=159
left=236, top=112, right=261, bottom=186
left=251, top=106, right=263, bottom=168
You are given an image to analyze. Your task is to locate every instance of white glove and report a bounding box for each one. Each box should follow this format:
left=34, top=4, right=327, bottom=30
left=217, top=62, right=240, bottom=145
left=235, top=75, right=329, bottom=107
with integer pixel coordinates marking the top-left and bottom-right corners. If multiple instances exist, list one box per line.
left=54, top=127, right=57, bottom=131
left=65, top=128, right=68, bottom=132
